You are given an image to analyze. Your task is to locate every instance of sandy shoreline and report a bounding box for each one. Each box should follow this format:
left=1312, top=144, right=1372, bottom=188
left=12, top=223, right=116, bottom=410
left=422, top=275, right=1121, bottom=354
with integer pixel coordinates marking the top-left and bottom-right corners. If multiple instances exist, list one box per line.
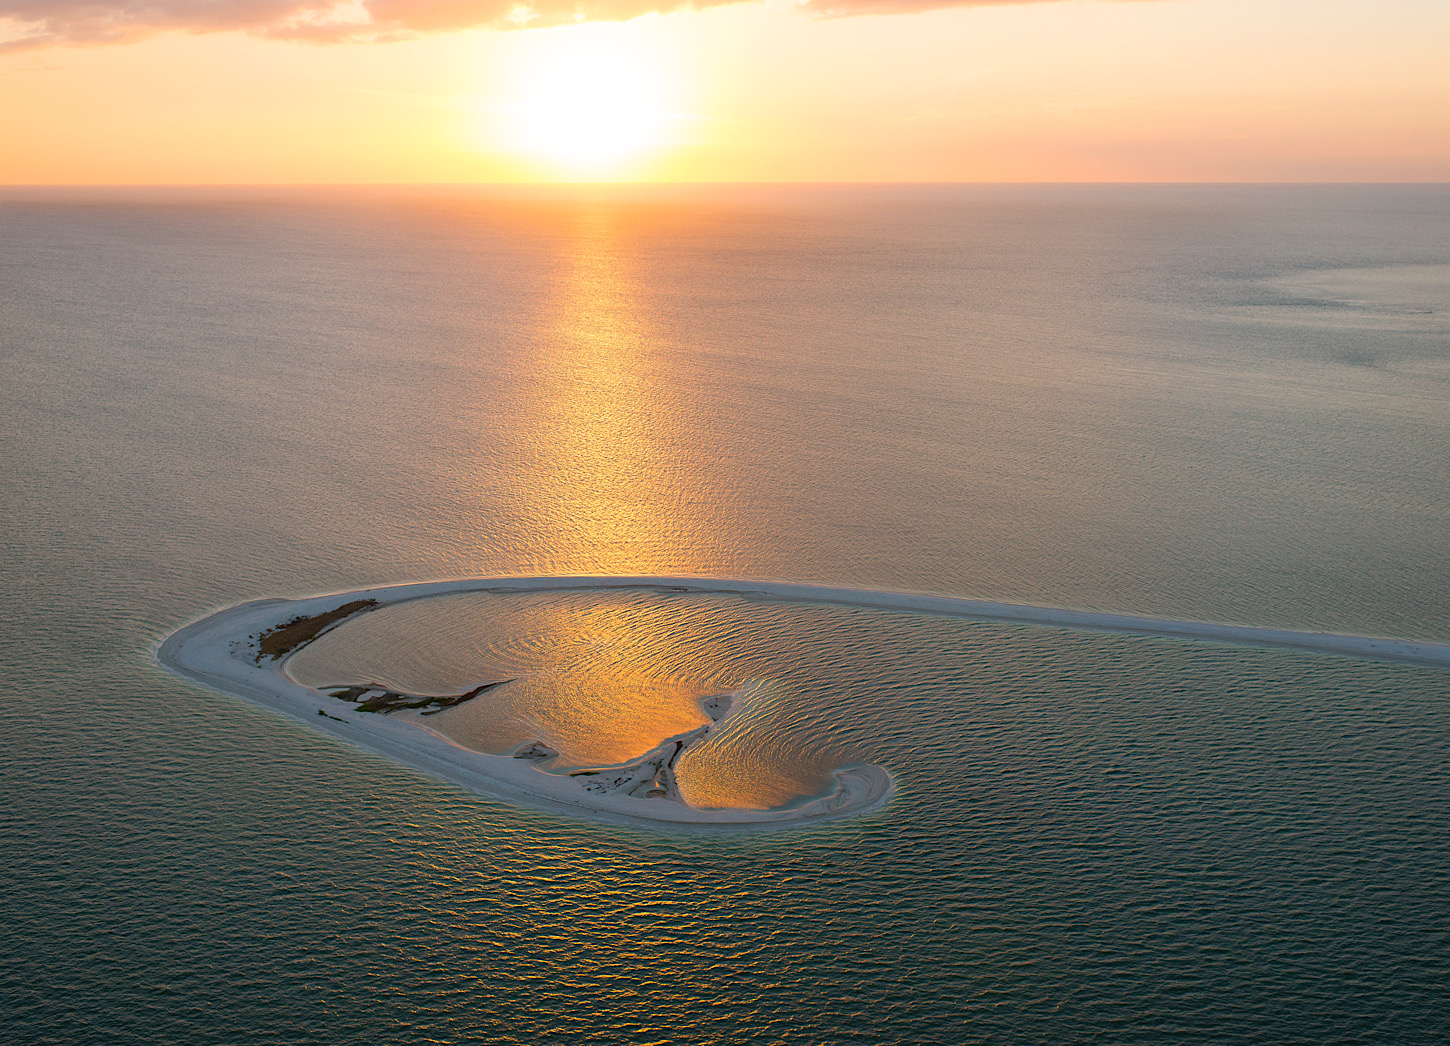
left=156, top=575, right=1450, bottom=831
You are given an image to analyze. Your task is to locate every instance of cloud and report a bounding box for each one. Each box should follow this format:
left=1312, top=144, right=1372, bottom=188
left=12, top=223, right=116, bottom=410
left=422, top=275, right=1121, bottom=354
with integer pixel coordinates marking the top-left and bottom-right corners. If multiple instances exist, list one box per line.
left=0, top=0, right=1054, bottom=51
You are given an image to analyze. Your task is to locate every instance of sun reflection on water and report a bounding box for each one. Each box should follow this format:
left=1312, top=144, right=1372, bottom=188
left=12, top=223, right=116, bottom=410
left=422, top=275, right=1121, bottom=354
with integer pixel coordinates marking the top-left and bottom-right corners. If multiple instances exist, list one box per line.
left=503, top=207, right=721, bottom=577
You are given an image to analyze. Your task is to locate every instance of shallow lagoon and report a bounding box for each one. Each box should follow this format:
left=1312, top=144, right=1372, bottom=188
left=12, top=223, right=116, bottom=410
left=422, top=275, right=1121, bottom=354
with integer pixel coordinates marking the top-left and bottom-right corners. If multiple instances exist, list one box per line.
left=285, top=584, right=1450, bottom=814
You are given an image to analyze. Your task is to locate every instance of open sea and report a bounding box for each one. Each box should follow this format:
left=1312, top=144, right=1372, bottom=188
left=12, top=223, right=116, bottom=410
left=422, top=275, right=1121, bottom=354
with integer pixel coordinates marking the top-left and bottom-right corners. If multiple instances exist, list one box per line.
left=2, top=184, right=1448, bottom=1043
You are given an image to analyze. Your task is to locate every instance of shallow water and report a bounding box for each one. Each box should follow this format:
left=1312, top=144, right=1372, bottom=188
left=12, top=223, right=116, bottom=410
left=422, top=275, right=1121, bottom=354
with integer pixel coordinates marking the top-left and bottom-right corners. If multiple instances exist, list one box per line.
left=2, top=185, right=1449, bottom=1043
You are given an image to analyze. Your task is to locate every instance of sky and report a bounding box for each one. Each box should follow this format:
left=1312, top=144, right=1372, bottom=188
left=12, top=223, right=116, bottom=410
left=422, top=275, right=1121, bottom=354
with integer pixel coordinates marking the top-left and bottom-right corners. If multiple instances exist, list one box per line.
left=1, top=0, right=1447, bottom=183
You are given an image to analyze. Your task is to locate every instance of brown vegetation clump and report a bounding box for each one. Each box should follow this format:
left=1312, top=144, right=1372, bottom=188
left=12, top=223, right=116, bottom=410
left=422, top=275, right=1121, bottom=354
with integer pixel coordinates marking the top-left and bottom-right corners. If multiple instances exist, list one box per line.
left=255, top=599, right=378, bottom=661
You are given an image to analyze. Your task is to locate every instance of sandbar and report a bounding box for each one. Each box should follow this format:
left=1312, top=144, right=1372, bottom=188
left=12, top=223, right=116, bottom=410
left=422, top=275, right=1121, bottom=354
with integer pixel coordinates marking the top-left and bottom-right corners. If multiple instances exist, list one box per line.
left=156, top=575, right=1450, bottom=830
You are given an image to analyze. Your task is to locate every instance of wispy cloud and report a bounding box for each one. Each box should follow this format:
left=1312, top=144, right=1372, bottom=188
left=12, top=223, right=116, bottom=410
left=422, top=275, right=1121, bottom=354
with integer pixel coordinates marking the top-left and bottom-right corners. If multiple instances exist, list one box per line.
left=0, top=0, right=1060, bottom=52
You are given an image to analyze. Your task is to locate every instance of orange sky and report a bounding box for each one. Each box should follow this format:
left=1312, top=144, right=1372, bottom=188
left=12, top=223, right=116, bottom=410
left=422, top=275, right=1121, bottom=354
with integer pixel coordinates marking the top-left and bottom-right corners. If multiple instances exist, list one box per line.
left=2, top=0, right=1447, bottom=183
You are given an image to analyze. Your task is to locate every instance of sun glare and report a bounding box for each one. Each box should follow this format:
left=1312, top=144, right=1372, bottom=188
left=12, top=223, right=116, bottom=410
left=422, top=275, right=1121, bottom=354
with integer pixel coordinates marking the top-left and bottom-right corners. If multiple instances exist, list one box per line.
left=490, top=27, right=683, bottom=178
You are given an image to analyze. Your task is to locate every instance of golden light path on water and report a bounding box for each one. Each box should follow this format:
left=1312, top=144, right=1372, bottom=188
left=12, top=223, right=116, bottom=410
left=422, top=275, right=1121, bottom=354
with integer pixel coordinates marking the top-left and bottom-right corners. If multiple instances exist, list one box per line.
left=475, top=201, right=760, bottom=581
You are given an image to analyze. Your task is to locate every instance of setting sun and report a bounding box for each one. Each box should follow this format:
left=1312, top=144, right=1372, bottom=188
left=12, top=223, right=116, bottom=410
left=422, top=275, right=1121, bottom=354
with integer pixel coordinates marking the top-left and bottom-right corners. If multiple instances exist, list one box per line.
left=488, top=26, right=684, bottom=178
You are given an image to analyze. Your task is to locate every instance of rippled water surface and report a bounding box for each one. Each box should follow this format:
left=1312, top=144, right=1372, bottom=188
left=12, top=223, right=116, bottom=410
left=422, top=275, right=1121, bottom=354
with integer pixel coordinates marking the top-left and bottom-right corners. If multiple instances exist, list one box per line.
left=3, top=185, right=1449, bottom=1043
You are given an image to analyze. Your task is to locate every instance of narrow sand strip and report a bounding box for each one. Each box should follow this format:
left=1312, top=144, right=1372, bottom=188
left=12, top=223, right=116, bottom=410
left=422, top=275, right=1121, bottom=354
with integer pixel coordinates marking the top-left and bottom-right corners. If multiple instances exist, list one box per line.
left=156, top=576, right=1450, bottom=831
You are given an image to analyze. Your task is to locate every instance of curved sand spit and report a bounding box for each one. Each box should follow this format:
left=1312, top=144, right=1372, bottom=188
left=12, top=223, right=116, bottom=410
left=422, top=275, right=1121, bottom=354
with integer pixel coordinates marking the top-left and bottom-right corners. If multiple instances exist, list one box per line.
left=157, top=576, right=1450, bottom=830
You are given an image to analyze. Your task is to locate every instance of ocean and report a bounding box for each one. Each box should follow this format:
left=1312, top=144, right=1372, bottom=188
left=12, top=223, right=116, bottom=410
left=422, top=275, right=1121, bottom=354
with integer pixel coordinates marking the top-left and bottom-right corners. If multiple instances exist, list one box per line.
left=2, top=184, right=1448, bottom=1043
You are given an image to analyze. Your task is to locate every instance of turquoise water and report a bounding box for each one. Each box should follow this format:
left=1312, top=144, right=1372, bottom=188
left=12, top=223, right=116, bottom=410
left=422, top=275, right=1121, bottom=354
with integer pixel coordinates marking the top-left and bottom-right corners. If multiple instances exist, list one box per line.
left=2, top=185, right=1448, bottom=1042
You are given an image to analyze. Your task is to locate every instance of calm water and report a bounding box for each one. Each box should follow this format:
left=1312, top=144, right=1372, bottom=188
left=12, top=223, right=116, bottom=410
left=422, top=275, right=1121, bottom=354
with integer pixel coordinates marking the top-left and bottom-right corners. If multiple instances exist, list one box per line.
left=2, top=185, right=1448, bottom=1043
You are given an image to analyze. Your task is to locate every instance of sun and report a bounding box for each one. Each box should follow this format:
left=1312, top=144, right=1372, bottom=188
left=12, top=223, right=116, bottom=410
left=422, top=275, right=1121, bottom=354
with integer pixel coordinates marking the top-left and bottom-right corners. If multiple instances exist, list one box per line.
left=491, top=26, right=683, bottom=178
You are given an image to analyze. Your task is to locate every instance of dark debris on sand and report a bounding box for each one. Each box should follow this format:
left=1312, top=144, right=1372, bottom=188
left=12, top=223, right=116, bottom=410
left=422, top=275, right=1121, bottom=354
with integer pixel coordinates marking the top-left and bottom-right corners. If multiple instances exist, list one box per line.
left=321, top=679, right=512, bottom=716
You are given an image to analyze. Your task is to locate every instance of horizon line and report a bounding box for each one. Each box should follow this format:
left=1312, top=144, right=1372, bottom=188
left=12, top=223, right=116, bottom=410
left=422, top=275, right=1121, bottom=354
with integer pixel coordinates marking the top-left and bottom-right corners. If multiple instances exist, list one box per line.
left=3, top=180, right=1449, bottom=191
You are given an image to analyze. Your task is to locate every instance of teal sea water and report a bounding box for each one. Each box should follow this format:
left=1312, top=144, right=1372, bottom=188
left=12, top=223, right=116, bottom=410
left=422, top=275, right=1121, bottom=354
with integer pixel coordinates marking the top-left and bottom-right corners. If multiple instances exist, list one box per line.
left=2, top=185, right=1448, bottom=1043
